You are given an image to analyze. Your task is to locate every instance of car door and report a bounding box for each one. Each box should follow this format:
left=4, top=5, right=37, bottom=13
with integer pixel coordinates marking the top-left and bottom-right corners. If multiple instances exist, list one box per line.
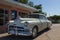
left=39, top=15, right=47, bottom=30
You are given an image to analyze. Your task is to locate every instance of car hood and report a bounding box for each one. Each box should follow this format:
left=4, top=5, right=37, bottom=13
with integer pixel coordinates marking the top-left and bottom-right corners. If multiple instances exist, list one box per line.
left=18, top=18, right=39, bottom=21
left=8, top=18, right=40, bottom=26
left=9, top=18, right=39, bottom=23
left=9, top=18, right=40, bottom=23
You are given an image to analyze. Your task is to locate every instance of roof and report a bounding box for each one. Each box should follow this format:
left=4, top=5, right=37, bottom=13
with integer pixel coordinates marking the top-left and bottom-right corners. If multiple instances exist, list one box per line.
left=31, top=13, right=44, bottom=15
left=0, top=0, right=38, bottom=12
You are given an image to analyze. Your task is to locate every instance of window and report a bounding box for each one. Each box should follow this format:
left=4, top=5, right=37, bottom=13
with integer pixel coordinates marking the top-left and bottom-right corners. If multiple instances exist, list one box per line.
left=22, top=13, right=28, bottom=18
left=14, top=0, right=18, bottom=1
left=0, top=9, right=9, bottom=26
left=29, top=14, right=39, bottom=18
left=11, top=10, right=17, bottom=20
left=4, top=10, right=9, bottom=24
left=19, top=12, right=22, bottom=17
left=19, top=12, right=28, bottom=18
left=0, top=9, right=4, bottom=25
left=0, top=9, right=4, bottom=17
left=39, top=15, right=47, bottom=20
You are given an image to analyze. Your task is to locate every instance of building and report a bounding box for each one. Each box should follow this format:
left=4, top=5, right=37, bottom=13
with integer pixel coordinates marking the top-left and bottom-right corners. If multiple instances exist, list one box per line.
left=0, top=0, right=38, bottom=33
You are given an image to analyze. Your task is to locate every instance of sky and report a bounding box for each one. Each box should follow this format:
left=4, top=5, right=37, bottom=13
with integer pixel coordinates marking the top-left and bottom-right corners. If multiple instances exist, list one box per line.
left=29, top=0, right=60, bottom=17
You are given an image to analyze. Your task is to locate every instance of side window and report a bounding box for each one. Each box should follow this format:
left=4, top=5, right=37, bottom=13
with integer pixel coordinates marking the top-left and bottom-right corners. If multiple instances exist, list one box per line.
left=29, top=14, right=39, bottom=18
left=43, top=16, right=47, bottom=20
left=39, top=15, right=43, bottom=19
left=39, top=15, right=47, bottom=20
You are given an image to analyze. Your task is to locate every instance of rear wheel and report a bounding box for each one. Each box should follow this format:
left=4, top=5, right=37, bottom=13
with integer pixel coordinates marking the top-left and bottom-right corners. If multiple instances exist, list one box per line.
left=47, top=26, right=50, bottom=30
left=47, top=24, right=51, bottom=30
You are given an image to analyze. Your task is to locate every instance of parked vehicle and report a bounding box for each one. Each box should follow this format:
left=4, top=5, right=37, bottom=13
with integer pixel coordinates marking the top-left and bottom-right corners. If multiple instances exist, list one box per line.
left=8, top=13, right=52, bottom=38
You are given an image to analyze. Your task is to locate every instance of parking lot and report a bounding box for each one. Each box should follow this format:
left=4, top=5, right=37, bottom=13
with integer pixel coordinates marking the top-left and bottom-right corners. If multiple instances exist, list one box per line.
left=0, top=24, right=60, bottom=40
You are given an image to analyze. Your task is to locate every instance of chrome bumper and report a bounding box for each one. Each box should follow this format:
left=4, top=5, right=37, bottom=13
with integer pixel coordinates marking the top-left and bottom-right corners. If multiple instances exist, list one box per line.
left=8, top=31, right=32, bottom=36
left=8, top=25, right=32, bottom=36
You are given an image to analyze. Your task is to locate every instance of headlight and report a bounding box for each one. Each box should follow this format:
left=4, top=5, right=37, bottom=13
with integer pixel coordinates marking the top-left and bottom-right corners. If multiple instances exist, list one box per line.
left=24, top=22, right=29, bottom=27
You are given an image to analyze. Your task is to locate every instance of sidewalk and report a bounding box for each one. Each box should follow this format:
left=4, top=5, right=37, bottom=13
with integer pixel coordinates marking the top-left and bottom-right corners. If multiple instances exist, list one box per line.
left=0, top=33, right=10, bottom=38
left=34, top=24, right=60, bottom=40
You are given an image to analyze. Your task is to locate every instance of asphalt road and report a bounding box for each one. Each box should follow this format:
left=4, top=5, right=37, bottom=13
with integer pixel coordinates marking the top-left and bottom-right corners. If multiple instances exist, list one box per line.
left=0, top=24, right=60, bottom=40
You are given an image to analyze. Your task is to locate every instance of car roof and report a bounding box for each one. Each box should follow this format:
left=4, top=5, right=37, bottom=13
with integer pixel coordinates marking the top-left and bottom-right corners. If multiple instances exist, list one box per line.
left=30, top=13, right=45, bottom=16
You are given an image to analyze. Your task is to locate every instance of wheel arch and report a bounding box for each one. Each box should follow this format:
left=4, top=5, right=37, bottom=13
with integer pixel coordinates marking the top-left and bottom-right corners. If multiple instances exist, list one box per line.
left=33, top=25, right=39, bottom=32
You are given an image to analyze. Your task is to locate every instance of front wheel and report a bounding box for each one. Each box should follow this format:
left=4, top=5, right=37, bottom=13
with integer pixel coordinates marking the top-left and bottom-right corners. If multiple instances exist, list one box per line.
left=32, top=27, right=38, bottom=38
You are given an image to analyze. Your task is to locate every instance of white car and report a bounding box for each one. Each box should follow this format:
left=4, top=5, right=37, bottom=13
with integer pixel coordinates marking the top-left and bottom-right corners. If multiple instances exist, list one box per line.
left=8, top=13, right=52, bottom=38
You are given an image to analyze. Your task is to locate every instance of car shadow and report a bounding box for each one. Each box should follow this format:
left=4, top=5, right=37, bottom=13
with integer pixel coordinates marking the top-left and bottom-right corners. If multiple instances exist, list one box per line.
left=0, top=35, right=33, bottom=40
left=36, top=28, right=50, bottom=38
left=0, top=28, right=50, bottom=40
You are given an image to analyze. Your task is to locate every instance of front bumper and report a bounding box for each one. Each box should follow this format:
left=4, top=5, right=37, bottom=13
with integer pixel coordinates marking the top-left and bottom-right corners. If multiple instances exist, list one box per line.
left=8, top=31, right=32, bottom=36
left=8, top=25, right=32, bottom=36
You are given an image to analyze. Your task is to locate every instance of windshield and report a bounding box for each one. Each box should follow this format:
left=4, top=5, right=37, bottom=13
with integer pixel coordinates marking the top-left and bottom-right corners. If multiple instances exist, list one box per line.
left=18, top=14, right=39, bottom=18
left=29, top=14, right=39, bottom=18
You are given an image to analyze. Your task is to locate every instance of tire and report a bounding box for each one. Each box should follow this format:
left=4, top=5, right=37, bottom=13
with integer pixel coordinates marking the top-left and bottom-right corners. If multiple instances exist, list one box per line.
left=47, top=27, right=50, bottom=30
left=32, top=27, right=38, bottom=38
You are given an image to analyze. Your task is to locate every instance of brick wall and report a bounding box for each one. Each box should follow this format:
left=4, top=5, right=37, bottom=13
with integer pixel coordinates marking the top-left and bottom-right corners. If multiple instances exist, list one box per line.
left=0, top=26, right=7, bottom=34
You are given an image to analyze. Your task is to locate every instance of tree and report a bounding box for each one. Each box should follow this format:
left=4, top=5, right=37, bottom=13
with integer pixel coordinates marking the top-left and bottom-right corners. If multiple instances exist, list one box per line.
left=34, top=4, right=47, bottom=16
left=42, top=12, right=47, bottom=16
left=18, top=0, right=28, bottom=4
left=48, top=15, right=60, bottom=23
left=34, top=4, right=42, bottom=9
left=17, top=0, right=47, bottom=15
left=49, top=15, right=60, bottom=20
left=34, top=4, right=42, bottom=13
left=28, top=1, right=34, bottom=7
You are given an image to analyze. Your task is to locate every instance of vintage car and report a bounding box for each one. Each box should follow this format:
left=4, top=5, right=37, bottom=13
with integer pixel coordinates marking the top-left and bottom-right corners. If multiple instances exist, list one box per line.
left=8, top=13, right=52, bottom=38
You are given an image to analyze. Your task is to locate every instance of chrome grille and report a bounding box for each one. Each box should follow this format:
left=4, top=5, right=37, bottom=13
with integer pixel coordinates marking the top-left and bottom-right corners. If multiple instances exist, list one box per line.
left=9, top=26, right=29, bottom=33
left=9, top=26, right=24, bottom=31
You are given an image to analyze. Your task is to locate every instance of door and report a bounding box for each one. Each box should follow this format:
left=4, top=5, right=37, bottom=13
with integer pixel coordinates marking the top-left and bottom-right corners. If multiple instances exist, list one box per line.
left=39, top=15, right=47, bottom=30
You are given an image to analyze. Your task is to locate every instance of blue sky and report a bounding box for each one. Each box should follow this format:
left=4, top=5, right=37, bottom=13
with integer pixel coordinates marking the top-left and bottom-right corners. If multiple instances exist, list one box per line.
left=29, top=0, right=60, bottom=17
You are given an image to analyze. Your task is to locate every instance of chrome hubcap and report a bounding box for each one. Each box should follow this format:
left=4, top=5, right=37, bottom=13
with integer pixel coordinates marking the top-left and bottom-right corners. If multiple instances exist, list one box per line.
left=32, top=28, right=37, bottom=37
